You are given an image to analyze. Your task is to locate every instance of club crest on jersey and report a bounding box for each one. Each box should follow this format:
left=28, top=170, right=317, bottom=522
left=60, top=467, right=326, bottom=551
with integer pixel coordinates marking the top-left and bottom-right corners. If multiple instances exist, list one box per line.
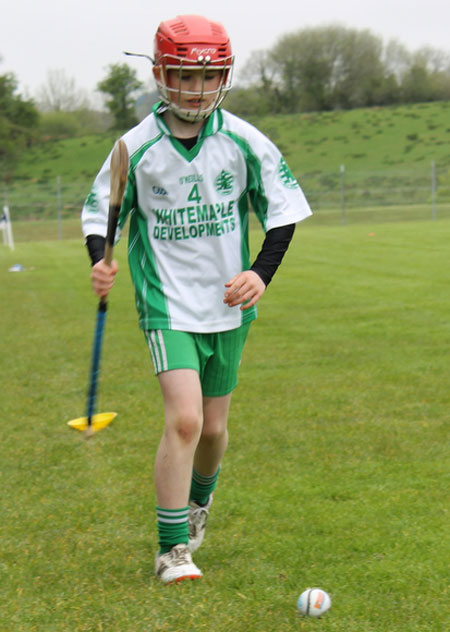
left=278, top=158, right=299, bottom=189
left=85, top=189, right=99, bottom=213
left=214, top=170, right=234, bottom=196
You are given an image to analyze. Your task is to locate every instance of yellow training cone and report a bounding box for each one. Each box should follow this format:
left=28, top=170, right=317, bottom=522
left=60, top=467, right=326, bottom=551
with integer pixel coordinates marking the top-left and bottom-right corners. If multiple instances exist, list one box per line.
left=67, top=412, right=117, bottom=434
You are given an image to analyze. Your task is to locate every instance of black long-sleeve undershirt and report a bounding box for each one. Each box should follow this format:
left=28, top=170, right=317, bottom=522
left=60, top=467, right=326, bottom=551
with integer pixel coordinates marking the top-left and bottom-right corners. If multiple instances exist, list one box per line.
left=250, top=223, right=295, bottom=286
left=85, top=234, right=107, bottom=266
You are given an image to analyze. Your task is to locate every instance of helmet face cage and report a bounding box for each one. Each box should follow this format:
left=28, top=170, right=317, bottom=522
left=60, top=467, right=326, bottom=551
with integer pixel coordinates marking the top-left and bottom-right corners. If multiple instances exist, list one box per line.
left=155, top=55, right=234, bottom=122
left=153, top=15, right=234, bottom=122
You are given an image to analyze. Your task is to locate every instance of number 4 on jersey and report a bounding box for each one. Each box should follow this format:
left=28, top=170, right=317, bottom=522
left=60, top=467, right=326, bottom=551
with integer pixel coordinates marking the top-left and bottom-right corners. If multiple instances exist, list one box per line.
left=188, top=184, right=202, bottom=204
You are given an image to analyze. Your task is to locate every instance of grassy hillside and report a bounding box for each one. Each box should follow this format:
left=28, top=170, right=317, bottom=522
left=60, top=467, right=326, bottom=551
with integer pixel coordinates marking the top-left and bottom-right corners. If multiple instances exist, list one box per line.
left=6, top=101, right=450, bottom=222
left=255, top=100, right=450, bottom=174
left=13, top=133, right=118, bottom=183
left=254, top=101, right=450, bottom=214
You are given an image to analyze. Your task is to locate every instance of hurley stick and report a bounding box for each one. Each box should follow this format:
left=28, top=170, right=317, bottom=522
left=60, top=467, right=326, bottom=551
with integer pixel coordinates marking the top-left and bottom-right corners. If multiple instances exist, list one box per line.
left=85, top=139, right=129, bottom=437
left=67, top=139, right=129, bottom=438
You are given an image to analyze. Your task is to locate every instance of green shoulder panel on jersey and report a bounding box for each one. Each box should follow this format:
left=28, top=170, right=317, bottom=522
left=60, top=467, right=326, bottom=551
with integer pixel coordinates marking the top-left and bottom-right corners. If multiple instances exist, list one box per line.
left=129, top=134, right=165, bottom=171
left=218, top=129, right=269, bottom=273
left=219, top=130, right=269, bottom=231
left=203, top=108, right=223, bottom=136
left=118, top=134, right=164, bottom=230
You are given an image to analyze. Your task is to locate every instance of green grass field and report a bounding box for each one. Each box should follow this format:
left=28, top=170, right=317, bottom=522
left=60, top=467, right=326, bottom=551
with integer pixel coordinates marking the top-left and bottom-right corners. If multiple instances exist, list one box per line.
left=0, top=219, right=449, bottom=631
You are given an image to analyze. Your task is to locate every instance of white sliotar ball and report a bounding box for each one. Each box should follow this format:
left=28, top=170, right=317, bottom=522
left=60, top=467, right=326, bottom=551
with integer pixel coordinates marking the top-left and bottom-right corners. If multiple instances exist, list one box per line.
left=297, top=588, right=332, bottom=617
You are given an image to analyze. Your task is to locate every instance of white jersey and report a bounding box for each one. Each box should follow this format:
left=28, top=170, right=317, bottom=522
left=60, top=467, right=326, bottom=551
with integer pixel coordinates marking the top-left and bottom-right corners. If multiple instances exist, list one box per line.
left=81, top=103, right=312, bottom=333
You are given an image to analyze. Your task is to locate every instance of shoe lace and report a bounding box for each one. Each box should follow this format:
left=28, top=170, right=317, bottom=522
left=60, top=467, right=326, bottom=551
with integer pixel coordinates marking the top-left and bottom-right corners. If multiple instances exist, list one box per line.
left=171, top=544, right=191, bottom=566
left=192, top=506, right=208, bottom=522
left=190, top=507, right=208, bottom=534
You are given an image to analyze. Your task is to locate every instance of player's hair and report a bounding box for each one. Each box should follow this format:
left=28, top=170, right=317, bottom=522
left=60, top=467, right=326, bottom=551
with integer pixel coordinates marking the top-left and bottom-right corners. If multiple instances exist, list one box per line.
left=153, top=15, right=234, bottom=122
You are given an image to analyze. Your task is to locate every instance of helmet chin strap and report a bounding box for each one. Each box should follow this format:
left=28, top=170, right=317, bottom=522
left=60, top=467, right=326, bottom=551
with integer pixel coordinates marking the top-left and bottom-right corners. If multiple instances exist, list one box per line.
left=166, top=108, right=204, bottom=130
left=168, top=103, right=213, bottom=123
left=172, top=111, right=206, bottom=124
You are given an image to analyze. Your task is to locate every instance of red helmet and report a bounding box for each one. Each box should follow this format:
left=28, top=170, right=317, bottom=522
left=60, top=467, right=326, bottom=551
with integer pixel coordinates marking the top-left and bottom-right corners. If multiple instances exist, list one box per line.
left=153, top=15, right=234, bottom=121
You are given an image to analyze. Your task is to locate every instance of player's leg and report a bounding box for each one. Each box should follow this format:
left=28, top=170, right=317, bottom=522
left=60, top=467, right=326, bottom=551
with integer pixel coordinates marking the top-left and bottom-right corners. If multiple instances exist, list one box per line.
left=155, top=368, right=204, bottom=508
left=154, top=368, right=204, bottom=583
left=146, top=328, right=203, bottom=509
left=188, top=393, right=232, bottom=552
left=145, top=328, right=206, bottom=582
left=188, top=324, right=251, bottom=551
left=194, top=393, right=232, bottom=476
left=191, top=323, right=250, bottom=482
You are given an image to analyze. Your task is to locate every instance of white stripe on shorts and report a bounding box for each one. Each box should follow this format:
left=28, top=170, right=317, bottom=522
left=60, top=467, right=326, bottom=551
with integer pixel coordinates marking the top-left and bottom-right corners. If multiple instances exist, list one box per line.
left=157, top=329, right=168, bottom=371
left=146, top=331, right=158, bottom=372
left=147, top=330, right=168, bottom=373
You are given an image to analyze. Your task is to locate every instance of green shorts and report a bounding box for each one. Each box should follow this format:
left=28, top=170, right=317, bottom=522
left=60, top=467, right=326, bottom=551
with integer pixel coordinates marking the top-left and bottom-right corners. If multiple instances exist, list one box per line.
left=145, top=324, right=250, bottom=397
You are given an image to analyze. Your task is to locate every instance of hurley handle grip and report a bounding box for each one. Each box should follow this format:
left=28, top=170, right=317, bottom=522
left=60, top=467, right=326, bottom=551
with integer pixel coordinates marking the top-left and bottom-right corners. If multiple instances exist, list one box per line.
left=104, top=139, right=129, bottom=266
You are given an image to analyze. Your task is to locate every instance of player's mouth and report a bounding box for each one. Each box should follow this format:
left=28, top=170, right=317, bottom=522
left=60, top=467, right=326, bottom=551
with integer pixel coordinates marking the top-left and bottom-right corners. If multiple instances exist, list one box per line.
left=187, top=98, right=205, bottom=106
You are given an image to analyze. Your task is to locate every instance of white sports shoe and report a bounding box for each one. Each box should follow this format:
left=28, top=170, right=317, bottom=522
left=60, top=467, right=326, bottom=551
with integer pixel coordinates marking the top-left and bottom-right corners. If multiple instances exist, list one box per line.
left=188, top=495, right=213, bottom=553
left=155, top=543, right=202, bottom=584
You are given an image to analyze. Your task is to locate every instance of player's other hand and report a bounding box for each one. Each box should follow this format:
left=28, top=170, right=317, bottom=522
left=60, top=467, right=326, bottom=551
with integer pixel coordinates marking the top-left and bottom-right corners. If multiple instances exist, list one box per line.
left=224, top=270, right=266, bottom=311
left=91, top=259, right=118, bottom=298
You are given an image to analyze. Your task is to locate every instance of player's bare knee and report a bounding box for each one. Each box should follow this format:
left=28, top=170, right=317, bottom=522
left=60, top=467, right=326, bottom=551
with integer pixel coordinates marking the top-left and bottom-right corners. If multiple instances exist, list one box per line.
left=200, top=423, right=228, bottom=445
left=168, top=411, right=203, bottom=445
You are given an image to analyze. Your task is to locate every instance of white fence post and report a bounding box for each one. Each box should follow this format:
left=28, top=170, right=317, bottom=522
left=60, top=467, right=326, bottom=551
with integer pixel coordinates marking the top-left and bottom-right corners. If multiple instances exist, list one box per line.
left=57, top=176, right=63, bottom=239
left=340, top=164, right=346, bottom=225
left=1, top=203, right=15, bottom=250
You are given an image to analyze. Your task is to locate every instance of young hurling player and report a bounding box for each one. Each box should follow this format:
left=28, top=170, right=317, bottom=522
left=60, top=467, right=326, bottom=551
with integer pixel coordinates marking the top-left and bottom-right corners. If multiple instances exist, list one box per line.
left=81, top=14, right=312, bottom=584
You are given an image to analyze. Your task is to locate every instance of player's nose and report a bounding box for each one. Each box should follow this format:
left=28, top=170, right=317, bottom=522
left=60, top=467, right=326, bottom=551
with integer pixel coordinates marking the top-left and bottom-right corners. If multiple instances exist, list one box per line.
left=189, top=75, right=204, bottom=93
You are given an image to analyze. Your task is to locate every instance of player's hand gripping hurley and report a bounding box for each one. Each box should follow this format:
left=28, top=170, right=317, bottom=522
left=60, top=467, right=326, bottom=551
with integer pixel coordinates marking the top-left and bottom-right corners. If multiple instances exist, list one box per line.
left=68, top=139, right=129, bottom=437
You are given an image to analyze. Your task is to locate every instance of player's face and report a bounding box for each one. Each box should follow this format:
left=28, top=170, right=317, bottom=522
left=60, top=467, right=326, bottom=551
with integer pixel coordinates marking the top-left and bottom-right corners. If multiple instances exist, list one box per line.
left=166, top=68, right=222, bottom=111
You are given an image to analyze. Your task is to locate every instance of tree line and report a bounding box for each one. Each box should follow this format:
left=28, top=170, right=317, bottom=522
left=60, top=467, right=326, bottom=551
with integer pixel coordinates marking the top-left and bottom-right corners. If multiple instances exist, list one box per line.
left=1, top=25, right=450, bottom=180
left=0, top=62, right=143, bottom=180
left=0, top=69, right=39, bottom=181
left=226, top=25, right=450, bottom=116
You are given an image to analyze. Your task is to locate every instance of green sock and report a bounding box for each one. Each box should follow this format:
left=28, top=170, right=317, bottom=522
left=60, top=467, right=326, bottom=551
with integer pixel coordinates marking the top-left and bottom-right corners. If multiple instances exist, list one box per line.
left=156, top=506, right=189, bottom=555
left=189, top=467, right=220, bottom=506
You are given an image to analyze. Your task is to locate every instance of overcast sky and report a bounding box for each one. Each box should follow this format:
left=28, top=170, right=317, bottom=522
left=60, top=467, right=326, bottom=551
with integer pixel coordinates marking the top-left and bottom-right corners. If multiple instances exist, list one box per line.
left=2, top=0, right=450, bottom=101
